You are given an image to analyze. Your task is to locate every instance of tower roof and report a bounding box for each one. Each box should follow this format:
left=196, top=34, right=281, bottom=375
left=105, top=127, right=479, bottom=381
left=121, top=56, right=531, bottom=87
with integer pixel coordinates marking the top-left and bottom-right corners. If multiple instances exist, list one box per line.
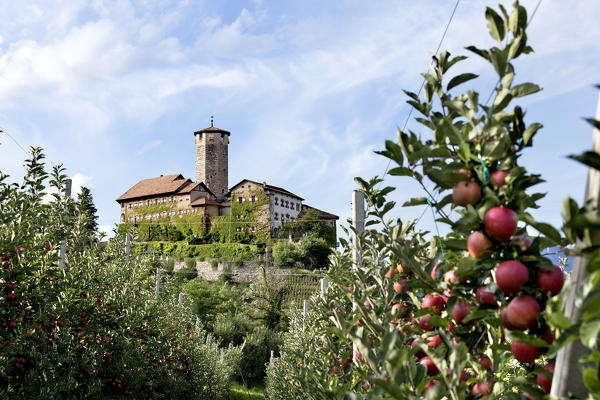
left=194, top=126, right=230, bottom=136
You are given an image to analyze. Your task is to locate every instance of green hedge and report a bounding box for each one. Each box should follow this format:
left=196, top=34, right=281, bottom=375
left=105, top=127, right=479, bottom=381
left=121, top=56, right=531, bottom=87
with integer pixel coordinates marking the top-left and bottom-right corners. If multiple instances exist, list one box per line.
left=134, top=242, right=262, bottom=261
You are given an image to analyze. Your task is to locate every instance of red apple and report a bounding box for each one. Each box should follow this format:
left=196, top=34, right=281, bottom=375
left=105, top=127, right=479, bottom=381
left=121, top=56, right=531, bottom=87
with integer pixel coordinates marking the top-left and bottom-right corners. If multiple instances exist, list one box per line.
left=386, top=266, right=398, bottom=279
left=411, top=338, right=426, bottom=358
left=476, top=286, right=497, bottom=306
left=422, top=295, right=445, bottom=313
left=394, top=279, right=408, bottom=293
left=502, top=295, right=540, bottom=330
left=422, top=380, right=440, bottom=394
left=536, top=363, right=554, bottom=394
left=490, top=170, right=510, bottom=188
left=511, top=341, right=540, bottom=363
left=444, top=269, right=465, bottom=285
left=472, top=382, right=493, bottom=396
left=452, top=302, right=474, bottom=324
left=391, top=303, right=406, bottom=316
left=426, top=335, right=443, bottom=348
left=419, top=356, right=439, bottom=376
left=467, top=231, right=493, bottom=258
left=332, top=366, right=339, bottom=374
left=430, top=262, right=439, bottom=279
left=457, top=168, right=471, bottom=180
left=542, top=325, right=555, bottom=345
left=537, top=265, right=564, bottom=295
left=495, top=260, right=529, bottom=295
left=452, top=181, right=481, bottom=206
left=484, top=207, right=518, bottom=241
left=419, top=314, right=433, bottom=331
left=478, top=355, right=492, bottom=370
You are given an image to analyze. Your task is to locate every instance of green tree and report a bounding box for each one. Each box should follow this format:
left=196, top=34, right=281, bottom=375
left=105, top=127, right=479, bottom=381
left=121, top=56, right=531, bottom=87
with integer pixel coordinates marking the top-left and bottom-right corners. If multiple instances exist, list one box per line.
left=76, top=186, right=98, bottom=236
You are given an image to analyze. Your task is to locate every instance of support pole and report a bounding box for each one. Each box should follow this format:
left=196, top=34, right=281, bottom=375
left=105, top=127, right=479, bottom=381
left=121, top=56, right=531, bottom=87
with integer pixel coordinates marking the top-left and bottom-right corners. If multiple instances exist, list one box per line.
left=155, top=268, right=161, bottom=295
left=320, top=278, right=328, bottom=295
left=352, top=190, right=365, bottom=267
left=303, top=299, right=309, bottom=329
left=351, top=190, right=365, bottom=364
left=125, top=233, right=132, bottom=261
left=551, top=92, right=600, bottom=398
left=58, top=179, right=72, bottom=270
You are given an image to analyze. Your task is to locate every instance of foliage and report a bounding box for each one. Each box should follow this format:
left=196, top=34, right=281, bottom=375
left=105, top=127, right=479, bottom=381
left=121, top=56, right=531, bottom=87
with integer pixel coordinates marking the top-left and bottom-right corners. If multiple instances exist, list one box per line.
left=247, top=268, right=289, bottom=331
left=278, top=208, right=337, bottom=247
left=212, top=189, right=271, bottom=245
left=272, top=240, right=302, bottom=267
left=266, top=3, right=582, bottom=399
left=76, top=186, right=99, bottom=237
left=184, top=279, right=246, bottom=330
left=297, top=234, right=333, bottom=270
left=239, top=326, right=282, bottom=385
left=134, top=241, right=262, bottom=261
left=0, top=148, right=241, bottom=399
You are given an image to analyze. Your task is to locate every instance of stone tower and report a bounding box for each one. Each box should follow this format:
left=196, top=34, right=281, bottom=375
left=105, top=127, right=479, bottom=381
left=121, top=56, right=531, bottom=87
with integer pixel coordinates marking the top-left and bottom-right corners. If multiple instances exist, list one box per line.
left=194, top=121, right=230, bottom=200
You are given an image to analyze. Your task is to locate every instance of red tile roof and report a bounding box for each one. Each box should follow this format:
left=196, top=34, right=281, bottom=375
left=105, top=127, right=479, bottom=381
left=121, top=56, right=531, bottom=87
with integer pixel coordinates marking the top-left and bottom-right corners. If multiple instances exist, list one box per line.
left=194, top=126, right=230, bottom=136
left=116, top=174, right=190, bottom=202
left=299, top=205, right=339, bottom=220
left=229, top=179, right=304, bottom=200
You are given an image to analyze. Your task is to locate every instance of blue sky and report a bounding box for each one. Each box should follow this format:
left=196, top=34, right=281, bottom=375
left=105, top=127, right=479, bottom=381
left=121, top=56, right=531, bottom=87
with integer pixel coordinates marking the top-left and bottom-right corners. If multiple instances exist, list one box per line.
left=0, top=0, right=598, bottom=240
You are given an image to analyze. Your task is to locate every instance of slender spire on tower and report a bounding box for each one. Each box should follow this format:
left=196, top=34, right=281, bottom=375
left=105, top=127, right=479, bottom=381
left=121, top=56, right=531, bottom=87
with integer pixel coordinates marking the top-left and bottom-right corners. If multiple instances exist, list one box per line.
left=210, top=115, right=214, bottom=127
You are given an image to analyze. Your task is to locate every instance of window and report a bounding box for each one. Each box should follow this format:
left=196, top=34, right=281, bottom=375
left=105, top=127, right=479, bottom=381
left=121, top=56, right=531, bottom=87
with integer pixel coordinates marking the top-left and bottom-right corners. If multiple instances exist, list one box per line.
left=286, top=214, right=290, bottom=219
left=178, top=210, right=182, bottom=215
left=274, top=197, right=278, bottom=205
left=274, top=213, right=278, bottom=220
left=170, top=196, right=174, bottom=203
left=192, top=209, right=197, bottom=214
left=170, top=211, right=175, bottom=216
left=128, top=204, right=132, bottom=209
left=296, top=203, right=300, bottom=211
left=238, top=196, right=243, bottom=203
left=291, top=217, right=294, bottom=221
left=251, top=195, right=256, bottom=202
left=285, top=201, right=289, bottom=208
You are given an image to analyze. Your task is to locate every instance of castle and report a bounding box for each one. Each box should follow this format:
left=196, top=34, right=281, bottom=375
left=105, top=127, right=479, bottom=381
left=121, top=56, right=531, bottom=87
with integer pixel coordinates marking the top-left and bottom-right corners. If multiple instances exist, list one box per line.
left=116, top=121, right=338, bottom=236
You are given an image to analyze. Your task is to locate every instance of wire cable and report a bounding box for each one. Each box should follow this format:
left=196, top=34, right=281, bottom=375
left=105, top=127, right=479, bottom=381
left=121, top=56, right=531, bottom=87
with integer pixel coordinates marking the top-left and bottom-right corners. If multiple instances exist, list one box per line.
left=0, top=128, right=30, bottom=156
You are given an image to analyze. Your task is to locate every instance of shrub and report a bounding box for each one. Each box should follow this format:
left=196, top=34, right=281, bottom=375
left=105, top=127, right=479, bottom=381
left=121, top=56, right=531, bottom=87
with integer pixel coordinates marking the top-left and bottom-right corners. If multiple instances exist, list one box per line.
left=238, top=327, right=282, bottom=385
left=272, top=241, right=301, bottom=267
left=213, top=313, right=253, bottom=347
left=297, top=234, right=332, bottom=270
left=185, top=257, right=197, bottom=269
left=0, top=150, right=241, bottom=399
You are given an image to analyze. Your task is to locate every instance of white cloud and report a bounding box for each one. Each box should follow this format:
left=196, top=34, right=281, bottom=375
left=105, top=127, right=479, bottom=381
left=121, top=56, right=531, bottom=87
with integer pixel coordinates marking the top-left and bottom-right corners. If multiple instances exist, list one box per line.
left=135, top=139, right=163, bottom=157
left=70, top=172, right=94, bottom=196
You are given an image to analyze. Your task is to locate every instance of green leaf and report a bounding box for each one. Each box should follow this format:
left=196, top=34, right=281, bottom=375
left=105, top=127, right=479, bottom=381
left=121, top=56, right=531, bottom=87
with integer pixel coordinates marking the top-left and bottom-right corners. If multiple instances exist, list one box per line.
left=583, top=367, right=600, bottom=393
left=465, top=46, right=490, bottom=61
left=485, top=7, right=506, bottom=41
left=446, top=55, right=467, bottom=70
left=403, top=197, right=428, bottom=207
left=582, top=291, right=600, bottom=319
left=388, top=167, right=413, bottom=177
left=511, top=83, right=541, bottom=98
left=568, top=151, right=600, bottom=171
left=522, top=123, right=542, bottom=145
left=509, top=4, right=527, bottom=34
left=580, top=318, right=600, bottom=349
left=489, top=47, right=508, bottom=77
left=506, top=331, right=549, bottom=347
left=447, top=73, right=479, bottom=91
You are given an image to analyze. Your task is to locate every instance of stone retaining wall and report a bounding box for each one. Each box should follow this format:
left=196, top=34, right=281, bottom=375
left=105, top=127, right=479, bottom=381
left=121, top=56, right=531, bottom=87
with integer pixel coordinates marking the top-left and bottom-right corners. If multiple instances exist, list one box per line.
left=173, top=260, right=299, bottom=282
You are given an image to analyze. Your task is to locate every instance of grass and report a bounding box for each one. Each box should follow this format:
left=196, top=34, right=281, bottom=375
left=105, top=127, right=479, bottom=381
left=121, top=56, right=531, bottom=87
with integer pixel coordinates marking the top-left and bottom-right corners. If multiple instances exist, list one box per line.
left=228, top=381, right=265, bottom=400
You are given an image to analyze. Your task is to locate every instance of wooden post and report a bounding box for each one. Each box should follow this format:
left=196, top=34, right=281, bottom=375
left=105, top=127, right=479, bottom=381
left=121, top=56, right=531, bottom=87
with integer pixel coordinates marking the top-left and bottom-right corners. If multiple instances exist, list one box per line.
left=352, top=190, right=365, bottom=364
left=155, top=268, right=161, bottom=295
left=320, top=278, right=328, bottom=295
left=206, top=334, right=211, bottom=345
left=551, top=93, right=600, bottom=398
left=58, top=179, right=72, bottom=270
left=178, top=292, right=184, bottom=305
left=125, top=233, right=132, bottom=261
left=195, top=317, right=200, bottom=330
left=303, top=299, right=309, bottom=328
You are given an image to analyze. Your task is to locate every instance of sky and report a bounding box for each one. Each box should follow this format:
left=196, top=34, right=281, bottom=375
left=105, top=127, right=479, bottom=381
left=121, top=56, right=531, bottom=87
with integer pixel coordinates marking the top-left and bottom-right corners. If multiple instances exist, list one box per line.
left=0, top=0, right=599, bottom=241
